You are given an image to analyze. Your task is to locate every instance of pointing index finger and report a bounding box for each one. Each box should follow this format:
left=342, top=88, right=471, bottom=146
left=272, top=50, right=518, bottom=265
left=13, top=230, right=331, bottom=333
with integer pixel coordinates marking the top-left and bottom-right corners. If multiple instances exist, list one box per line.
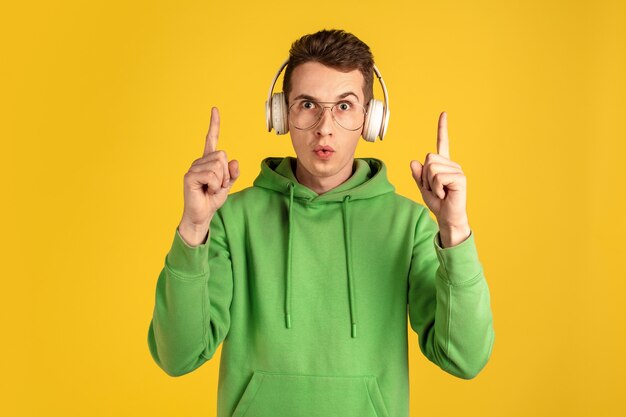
left=203, top=107, right=220, bottom=157
left=437, top=111, right=450, bottom=159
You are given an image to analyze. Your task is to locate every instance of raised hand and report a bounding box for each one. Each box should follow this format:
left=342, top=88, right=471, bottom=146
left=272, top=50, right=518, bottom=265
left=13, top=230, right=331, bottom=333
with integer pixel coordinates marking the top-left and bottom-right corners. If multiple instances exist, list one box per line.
left=410, top=111, right=470, bottom=247
left=179, top=107, right=240, bottom=246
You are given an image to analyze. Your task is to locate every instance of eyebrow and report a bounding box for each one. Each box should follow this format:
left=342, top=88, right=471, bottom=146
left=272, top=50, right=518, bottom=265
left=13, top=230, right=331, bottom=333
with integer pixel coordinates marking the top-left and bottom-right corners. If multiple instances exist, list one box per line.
left=292, top=92, right=361, bottom=103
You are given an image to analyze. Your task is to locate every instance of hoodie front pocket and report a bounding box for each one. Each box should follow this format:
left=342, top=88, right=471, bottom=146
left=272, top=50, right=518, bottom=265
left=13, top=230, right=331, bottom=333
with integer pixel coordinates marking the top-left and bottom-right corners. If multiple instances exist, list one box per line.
left=231, top=370, right=390, bottom=417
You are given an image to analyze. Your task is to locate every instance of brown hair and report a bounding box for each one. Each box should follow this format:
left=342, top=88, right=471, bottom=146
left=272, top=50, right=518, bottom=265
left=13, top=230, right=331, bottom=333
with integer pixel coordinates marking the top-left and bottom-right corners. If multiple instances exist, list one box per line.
left=282, top=29, right=375, bottom=105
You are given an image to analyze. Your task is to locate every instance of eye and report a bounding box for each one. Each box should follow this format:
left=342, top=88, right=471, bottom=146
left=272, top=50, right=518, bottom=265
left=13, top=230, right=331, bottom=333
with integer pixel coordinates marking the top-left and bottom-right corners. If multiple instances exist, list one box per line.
left=337, top=102, right=352, bottom=111
left=302, top=101, right=316, bottom=110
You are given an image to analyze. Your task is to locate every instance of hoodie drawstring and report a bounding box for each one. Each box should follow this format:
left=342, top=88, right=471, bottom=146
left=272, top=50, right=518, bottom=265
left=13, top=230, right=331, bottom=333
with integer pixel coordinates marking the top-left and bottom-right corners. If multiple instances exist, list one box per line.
left=283, top=183, right=357, bottom=338
left=285, top=182, right=295, bottom=330
left=342, top=195, right=357, bottom=338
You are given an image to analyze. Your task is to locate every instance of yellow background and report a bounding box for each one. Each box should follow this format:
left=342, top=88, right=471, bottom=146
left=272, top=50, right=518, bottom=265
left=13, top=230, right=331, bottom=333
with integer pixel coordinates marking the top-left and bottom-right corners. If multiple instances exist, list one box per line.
left=2, top=0, right=625, bottom=416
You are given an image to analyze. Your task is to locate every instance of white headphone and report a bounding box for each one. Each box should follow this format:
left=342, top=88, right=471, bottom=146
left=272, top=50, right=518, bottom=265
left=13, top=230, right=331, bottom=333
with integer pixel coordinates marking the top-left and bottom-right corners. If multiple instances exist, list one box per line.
left=265, top=58, right=390, bottom=142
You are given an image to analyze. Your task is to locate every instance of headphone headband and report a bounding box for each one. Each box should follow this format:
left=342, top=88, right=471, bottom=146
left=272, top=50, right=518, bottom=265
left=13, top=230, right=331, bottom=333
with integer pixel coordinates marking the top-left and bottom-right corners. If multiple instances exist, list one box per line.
left=267, top=59, right=289, bottom=108
left=371, top=64, right=390, bottom=140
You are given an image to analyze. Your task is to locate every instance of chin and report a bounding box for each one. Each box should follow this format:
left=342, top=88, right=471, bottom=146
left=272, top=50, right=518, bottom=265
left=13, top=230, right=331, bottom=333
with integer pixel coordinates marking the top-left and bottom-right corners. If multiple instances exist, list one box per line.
left=299, top=157, right=336, bottom=175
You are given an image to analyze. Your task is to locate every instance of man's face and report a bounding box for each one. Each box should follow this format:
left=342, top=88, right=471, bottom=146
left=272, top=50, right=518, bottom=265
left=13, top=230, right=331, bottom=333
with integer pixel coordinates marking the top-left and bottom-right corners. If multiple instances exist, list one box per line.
left=287, top=61, right=365, bottom=186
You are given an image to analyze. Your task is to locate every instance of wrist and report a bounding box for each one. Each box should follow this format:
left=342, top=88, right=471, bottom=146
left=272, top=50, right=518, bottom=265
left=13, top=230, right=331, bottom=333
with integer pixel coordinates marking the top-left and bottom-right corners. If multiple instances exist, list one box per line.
left=438, top=222, right=471, bottom=248
left=178, top=217, right=212, bottom=247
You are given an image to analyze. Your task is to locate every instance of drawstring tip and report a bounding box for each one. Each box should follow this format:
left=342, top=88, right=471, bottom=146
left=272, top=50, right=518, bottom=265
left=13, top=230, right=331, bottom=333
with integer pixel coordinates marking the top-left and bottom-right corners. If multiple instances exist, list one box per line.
left=285, top=314, right=292, bottom=329
left=351, top=324, right=357, bottom=338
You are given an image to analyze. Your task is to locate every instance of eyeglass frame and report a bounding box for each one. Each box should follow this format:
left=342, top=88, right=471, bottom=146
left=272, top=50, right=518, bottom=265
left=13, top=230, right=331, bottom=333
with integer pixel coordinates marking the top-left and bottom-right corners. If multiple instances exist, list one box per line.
left=287, top=99, right=367, bottom=131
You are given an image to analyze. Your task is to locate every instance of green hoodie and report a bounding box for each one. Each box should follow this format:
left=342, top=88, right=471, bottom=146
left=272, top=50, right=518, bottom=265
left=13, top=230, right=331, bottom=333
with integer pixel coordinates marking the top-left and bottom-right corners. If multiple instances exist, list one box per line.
left=148, top=156, right=495, bottom=417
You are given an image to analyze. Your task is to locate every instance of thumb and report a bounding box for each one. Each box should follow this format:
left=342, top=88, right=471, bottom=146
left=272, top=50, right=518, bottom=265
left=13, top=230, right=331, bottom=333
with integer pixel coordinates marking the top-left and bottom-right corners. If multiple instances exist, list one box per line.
left=410, top=160, right=423, bottom=188
left=227, top=160, right=240, bottom=186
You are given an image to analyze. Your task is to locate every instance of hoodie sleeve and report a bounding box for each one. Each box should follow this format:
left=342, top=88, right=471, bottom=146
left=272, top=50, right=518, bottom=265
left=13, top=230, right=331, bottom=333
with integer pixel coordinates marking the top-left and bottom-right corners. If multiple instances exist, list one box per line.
left=147, top=210, right=233, bottom=377
left=407, top=206, right=495, bottom=379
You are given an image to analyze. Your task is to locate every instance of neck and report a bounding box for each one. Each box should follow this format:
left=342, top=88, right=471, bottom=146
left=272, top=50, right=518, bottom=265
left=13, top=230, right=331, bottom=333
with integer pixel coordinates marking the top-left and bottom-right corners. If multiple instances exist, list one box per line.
left=294, top=159, right=355, bottom=194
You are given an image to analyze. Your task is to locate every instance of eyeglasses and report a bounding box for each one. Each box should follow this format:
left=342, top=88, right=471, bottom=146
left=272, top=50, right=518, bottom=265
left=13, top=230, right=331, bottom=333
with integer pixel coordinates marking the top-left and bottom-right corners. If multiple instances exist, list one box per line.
left=288, top=99, right=366, bottom=131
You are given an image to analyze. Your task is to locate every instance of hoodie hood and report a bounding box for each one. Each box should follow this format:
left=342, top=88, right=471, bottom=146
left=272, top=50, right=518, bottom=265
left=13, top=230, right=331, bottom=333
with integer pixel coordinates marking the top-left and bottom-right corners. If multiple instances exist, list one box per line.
left=253, top=156, right=395, bottom=338
left=253, top=156, right=394, bottom=202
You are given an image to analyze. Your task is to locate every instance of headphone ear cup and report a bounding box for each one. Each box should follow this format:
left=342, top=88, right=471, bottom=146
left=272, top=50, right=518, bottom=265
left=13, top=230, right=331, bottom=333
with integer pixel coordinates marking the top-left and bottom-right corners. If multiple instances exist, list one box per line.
left=362, top=99, right=384, bottom=142
left=380, top=106, right=390, bottom=140
left=270, top=92, right=289, bottom=135
left=265, top=97, right=272, bottom=132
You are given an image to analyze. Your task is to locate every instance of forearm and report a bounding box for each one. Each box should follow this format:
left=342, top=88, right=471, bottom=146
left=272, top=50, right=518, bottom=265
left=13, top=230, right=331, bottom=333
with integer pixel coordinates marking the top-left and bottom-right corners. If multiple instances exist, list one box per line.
left=148, top=266, right=211, bottom=377
left=431, top=269, right=495, bottom=379
left=147, top=223, right=232, bottom=377
left=410, top=207, right=495, bottom=379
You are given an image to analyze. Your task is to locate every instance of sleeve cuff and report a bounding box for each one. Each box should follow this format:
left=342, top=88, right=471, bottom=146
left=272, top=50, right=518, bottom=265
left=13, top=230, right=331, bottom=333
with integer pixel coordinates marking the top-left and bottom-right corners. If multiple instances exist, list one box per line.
left=164, top=227, right=210, bottom=278
left=433, top=230, right=483, bottom=286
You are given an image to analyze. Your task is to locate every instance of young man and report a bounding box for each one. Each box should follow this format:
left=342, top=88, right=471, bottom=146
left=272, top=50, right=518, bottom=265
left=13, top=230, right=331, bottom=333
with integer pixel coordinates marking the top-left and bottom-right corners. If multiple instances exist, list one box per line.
left=148, top=29, right=494, bottom=417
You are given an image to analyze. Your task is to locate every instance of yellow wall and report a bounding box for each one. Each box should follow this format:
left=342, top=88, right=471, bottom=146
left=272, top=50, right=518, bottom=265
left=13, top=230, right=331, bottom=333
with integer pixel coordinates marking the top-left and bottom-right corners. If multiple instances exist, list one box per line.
left=2, top=0, right=625, bottom=416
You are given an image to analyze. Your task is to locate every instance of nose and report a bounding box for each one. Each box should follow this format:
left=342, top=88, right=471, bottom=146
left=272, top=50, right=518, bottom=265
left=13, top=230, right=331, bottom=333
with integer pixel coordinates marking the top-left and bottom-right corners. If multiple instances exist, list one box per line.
left=315, top=107, right=334, bottom=137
